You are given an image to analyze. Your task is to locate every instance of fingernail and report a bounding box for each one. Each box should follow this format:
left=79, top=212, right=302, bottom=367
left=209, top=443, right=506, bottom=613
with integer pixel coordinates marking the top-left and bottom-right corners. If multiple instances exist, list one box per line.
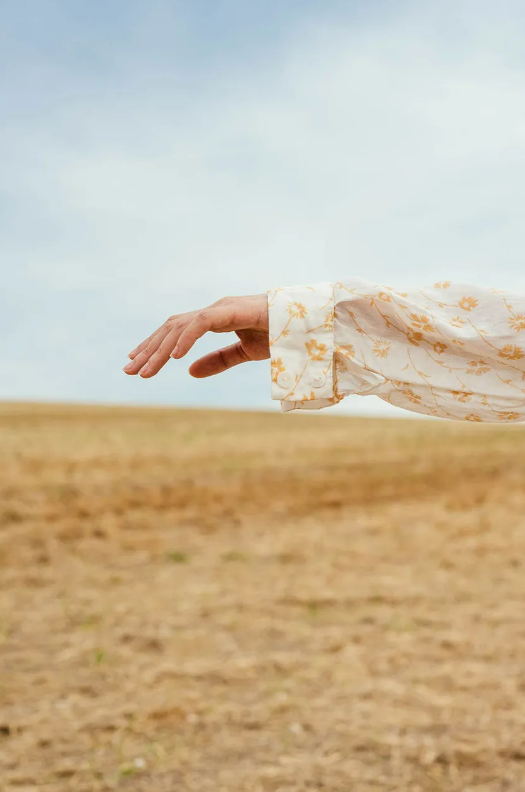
left=123, top=362, right=133, bottom=372
left=140, top=363, right=150, bottom=376
left=171, top=345, right=180, bottom=359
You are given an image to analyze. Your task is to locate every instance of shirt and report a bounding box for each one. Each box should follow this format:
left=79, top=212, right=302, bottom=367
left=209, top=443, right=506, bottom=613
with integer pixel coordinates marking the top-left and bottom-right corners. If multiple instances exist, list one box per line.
left=268, top=279, right=525, bottom=422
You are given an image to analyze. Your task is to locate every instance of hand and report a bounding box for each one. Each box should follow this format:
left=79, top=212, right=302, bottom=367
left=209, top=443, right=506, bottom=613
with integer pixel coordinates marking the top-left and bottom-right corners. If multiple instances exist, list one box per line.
left=123, top=294, right=270, bottom=379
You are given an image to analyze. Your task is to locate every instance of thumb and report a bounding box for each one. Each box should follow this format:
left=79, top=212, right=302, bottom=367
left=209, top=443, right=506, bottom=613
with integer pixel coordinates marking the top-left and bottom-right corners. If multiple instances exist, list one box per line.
left=189, top=342, right=250, bottom=379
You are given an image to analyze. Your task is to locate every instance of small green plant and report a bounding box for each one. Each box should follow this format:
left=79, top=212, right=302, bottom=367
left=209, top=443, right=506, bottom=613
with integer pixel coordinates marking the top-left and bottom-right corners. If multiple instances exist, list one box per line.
left=306, top=600, right=320, bottom=617
left=389, top=616, right=417, bottom=633
left=166, top=551, right=189, bottom=564
left=119, top=757, right=146, bottom=777
left=94, top=648, right=105, bottom=664
left=81, top=615, right=100, bottom=629
left=119, top=765, right=137, bottom=777
left=221, top=550, right=246, bottom=562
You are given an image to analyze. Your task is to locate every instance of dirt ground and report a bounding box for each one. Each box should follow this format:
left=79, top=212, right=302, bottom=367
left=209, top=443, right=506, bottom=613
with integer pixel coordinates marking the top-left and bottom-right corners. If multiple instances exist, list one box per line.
left=2, top=402, right=525, bottom=792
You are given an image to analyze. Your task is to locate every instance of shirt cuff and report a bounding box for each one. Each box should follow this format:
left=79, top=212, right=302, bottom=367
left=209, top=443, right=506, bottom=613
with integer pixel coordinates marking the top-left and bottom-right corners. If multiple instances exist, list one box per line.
left=268, top=282, right=336, bottom=412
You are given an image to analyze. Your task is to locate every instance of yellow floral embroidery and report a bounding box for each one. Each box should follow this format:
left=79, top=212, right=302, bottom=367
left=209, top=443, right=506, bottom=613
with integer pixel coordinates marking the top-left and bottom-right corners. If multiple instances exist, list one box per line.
left=323, top=310, right=334, bottom=331
left=509, top=315, right=525, bottom=331
left=338, top=344, right=355, bottom=357
left=408, top=331, right=423, bottom=346
left=452, top=391, right=472, bottom=403
left=271, top=358, right=285, bottom=383
left=465, top=414, right=482, bottom=422
left=373, top=339, right=391, bottom=358
left=497, top=411, right=521, bottom=421
left=459, top=296, right=478, bottom=311
left=403, top=389, right=422, bottom=404
left=498, top=344, right=525, bottom=361
left=466, top=360, right=490, bottom=376
left=433, top=342, right=447, bottom=355
left=410, top=314, right=434, bottom=332
left=434, top=281, right=451, bottom=289
left=450, top=316, right=465, bottom=328
left=287, top=302, right=307, bottom=318
left=305, top=339, right=328, bottom=360
left=335, top=357, right=348, bottom=374
left=378, top=292, right=391, bottom=302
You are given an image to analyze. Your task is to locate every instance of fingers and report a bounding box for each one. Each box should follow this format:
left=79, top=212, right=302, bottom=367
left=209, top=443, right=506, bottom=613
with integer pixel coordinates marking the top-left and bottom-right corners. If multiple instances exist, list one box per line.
left=123, top=297, right=264, bottom=380
left=138, top=318, right=191, bottom=378
left=128, top=325, right=164, bottom=360
left=189, top=342, right=249, bottom=378
left=174, top=306, right=235, bottom=360
left=128, top=333, right=155, bottom=360
left=127, top=310, right=193, bottom=360
left=123, top=324, right=173, bottom=375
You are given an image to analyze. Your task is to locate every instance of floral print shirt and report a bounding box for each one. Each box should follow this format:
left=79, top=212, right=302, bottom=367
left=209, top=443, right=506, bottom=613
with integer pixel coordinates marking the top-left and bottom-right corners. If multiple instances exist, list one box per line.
left=268, top=280, right=525, bottom=422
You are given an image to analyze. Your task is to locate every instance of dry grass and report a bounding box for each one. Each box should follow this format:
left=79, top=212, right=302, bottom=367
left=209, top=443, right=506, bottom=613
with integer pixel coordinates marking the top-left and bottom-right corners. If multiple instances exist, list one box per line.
left=1, top=402, right=525, bottom=792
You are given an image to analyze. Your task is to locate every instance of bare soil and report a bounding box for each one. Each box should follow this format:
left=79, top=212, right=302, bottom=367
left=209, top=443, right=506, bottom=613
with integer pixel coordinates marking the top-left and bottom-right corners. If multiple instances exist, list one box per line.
left=1, top=402, right=525, bottom=791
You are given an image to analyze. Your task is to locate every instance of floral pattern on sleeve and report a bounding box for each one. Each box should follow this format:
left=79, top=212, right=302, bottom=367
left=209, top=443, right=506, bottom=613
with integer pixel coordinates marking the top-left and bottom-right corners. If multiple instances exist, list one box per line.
left=268, top=282, right=338, bottom=410
left=268, top=279, right=525, bottom=421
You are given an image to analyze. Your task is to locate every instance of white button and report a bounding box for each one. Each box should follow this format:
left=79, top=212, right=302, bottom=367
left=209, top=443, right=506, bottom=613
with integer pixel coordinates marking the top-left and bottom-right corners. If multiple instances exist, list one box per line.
left=277, top=372, right=293, bottom=388
left=312, top=374, right=325, bottom=388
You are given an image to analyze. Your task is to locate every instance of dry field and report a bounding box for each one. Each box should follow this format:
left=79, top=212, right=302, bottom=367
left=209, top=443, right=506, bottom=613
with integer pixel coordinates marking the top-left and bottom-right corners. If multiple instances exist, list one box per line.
left=2, top=402, right=525, bottom=792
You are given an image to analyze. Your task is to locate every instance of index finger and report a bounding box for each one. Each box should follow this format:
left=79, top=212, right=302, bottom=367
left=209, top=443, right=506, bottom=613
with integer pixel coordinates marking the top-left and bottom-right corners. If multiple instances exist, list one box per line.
left=128, top=309, right=199, bottom=358
left=174, top=306, right=237, bottom=359
left=127, top=321, right=168, bottom=359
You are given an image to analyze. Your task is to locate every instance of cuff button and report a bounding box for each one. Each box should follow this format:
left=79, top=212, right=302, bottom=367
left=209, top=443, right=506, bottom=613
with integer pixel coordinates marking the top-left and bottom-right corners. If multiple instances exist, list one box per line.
left=312, top=374, right=326, bottom=388
left=277, top=372, right=293, bottom=388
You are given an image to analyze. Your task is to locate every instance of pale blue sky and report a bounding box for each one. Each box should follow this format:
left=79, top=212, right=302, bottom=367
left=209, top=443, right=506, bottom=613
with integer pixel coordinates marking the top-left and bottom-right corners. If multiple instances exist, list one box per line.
left=2, top=0, right=525, bottom=413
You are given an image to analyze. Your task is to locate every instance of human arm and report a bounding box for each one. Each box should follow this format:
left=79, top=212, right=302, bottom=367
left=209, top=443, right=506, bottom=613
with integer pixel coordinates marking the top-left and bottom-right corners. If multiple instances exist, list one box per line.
left=123, top=279, right=525, bottom=423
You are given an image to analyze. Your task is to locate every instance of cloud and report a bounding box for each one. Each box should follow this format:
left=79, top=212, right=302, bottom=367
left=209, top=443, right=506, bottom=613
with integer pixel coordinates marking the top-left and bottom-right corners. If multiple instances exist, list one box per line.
left=2, top=0, right=525, bottom=414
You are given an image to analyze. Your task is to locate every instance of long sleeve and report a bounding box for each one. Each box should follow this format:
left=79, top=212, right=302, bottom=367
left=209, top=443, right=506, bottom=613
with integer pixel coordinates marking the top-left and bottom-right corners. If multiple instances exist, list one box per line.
left=268, top=279, right=525, bottom=422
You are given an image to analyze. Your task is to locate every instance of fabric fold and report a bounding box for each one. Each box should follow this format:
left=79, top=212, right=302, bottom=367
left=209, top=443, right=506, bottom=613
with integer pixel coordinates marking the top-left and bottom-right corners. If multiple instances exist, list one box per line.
left=268, top=278, right=525, bottom=422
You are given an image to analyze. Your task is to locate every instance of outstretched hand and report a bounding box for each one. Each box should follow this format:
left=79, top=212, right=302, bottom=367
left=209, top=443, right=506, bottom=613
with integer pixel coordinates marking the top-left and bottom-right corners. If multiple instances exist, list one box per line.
left=123, top=294, right=270, bottom=379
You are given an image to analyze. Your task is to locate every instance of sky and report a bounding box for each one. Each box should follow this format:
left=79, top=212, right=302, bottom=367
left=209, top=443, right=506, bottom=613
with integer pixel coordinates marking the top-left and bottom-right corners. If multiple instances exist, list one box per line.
left=2, top=0, right=525, bottom=415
